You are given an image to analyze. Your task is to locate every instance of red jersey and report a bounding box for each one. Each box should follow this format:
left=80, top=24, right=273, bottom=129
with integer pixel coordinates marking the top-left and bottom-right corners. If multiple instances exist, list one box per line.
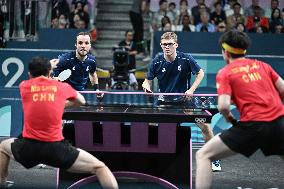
left=20, top=77, right=77, bottom=142
left=216, top=58, right=284, bottom=122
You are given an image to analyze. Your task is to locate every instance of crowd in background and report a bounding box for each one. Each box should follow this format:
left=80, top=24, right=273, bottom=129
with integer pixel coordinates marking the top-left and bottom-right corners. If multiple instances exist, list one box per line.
left=0, top=0, right=283, bottom=48
left=149, top=0, right=284, bottom=34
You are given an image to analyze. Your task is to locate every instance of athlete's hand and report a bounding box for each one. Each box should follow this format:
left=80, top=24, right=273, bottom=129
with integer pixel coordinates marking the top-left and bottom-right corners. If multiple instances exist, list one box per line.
left=96, top=89, right=104, bottom=101
left=185, top=88, right=194, bottom=100
left=50, top=59, right=59, bottom=69
left=142, top=81, right=153, bottom=93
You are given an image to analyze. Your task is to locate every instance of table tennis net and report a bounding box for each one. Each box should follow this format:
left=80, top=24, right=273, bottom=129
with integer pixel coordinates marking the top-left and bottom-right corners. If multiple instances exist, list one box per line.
left=81, top=91, right=217, bottom=109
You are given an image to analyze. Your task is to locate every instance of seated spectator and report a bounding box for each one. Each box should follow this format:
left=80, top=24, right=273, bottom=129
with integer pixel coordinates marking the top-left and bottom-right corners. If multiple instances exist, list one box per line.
left=192, top=3, right=210, bottom=25
left=167, top=2, right=177, bottom=24
left=246, top=6, right=269, bottom=32
left=223, top=0, right=244, bottom=17
left=196, top=12, right=216, bottom=32
left=216, top=21, right=227, bottom=32
left=256, top=25, right=268, bottom=33
left=175, top=0, right=192, bottom=25
left=265, top=0, right=279, bottom=18
left=69, top=2, right=89, bottom=29
left=210, top=1, right=226, bottom=25
left=159, top=16, right=175, bottom=31
left=51, top=17, right=59, bottom=28
left=274, top=24, right=283, bottom=34
left=51, top=0, right=70, bottom=20
left=244, top=0, right=265, bottom=17
left=70, top=14, right=81, bottom=28
left=176, top=14, right=195, bottom=32
left=58, top=14, right=69, bottom=29
left=71, top=0, right=89, bottom=13
left=269, top=8, right=283, bottom=33
left=236, top=22, right=247, bottom=32
left=191, top=0, right=210, bottom=25
left=226, top=2, right=246, bottom=30
left=152, top=0, right=168, bottom=31
left=117, top=30, right=138, bottom=89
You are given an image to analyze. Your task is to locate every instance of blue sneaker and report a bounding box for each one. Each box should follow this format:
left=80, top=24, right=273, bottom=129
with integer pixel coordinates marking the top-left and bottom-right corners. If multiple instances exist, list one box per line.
left=212, top=160, right=221, bottom=172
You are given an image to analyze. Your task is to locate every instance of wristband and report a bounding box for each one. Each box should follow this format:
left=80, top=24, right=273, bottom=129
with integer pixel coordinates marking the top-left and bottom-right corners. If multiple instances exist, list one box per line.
left=93, top=84, right=99, bottom=90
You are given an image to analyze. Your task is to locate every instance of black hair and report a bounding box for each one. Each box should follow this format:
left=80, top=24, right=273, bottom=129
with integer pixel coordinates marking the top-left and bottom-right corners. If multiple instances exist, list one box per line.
left=125, top=29, right=134, bottom=36
left=219, top=30, right=251, bottom=58
left=159, top=0, right=167, bottom=6
left=28, top=56, right=51, bottom=77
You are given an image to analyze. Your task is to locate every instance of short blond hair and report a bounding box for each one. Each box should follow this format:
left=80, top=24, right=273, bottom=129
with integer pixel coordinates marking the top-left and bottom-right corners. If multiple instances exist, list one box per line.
left=160, top=32, right=178, bottom=43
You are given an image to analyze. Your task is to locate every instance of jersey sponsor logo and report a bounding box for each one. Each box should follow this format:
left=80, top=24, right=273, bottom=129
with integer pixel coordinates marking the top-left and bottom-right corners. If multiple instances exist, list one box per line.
left=72, top=66, right=76, bottom=71
left=162, top=68, right=166, bottom=72
left=86, top=66, right=89, bottom=71
left=178, top=65, right=181, bottom=71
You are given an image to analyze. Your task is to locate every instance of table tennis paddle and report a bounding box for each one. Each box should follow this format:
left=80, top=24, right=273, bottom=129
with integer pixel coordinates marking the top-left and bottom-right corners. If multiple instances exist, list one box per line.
left=58, top=69, right=72, bottom=81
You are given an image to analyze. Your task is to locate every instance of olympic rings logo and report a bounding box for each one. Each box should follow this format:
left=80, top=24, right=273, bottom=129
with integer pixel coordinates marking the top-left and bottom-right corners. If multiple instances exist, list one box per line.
left=195, top=118, right=207, bottom=123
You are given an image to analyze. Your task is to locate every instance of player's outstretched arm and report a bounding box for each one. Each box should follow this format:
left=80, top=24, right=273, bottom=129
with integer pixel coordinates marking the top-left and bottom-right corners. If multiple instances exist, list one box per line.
left=186, top=69, right=204, bottom=97
left=65, top=92, right=86, bottom=108
left=218, top=94, right=237, bottom=124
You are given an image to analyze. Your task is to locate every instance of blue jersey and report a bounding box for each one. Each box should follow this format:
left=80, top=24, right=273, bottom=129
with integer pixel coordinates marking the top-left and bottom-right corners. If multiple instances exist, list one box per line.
left=147, top=51, right=201, bottom=93
left=52, top=52, right=96, bottom=91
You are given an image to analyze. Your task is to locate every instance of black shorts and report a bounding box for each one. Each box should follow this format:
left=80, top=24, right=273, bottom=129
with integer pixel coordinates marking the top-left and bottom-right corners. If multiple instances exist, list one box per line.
left=220, top=116, right=284, bottom=157
left=11, top=138, right=80, bottom=169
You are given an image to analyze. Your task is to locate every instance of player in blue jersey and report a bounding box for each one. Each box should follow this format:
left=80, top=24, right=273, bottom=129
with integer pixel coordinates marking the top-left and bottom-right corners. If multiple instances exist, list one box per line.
left=51, top=31, right=100, bottom=92
left=142, top=31, right=221, bottom=171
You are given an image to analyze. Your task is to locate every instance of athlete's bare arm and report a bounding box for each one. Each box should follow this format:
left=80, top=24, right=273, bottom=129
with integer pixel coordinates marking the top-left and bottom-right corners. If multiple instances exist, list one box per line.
left=275, top=77, right=284, bottom=101
left=218, top=94, right=237, bottom=124
left=185, top=69, right=204, bottom=97
left=65, top=92, right=86, bottom=108
left=89, top=71, right=99, bottom=86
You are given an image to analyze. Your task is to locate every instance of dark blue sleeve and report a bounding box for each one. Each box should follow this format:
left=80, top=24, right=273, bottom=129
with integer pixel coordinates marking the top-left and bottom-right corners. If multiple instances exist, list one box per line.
left=89, top=56, right=97, bottom=73
left=187, top=54, right=201, bottom=75
left=52, top=54, right=69, bottom=77
left=146, top=54, right=159, bottom=80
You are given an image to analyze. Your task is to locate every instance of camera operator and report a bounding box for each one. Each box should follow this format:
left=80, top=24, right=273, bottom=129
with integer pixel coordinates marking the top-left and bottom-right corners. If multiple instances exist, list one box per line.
left=116, top=30, right=138, bottom=89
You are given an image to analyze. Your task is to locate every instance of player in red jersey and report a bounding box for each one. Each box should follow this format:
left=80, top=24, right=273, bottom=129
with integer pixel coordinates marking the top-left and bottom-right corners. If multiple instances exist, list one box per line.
left=0, top=57, right=118, bottom=189
left=195, top=30, right=284, bottom=189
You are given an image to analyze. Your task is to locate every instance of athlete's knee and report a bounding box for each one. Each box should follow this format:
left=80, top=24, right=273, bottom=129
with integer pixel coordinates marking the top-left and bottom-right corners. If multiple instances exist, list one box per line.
left=196, top=147, right=212, bottom=161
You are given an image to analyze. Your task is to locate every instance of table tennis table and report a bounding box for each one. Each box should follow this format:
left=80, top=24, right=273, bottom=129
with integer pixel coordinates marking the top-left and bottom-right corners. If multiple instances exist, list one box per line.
left=59, top=92, right=217, bottom=189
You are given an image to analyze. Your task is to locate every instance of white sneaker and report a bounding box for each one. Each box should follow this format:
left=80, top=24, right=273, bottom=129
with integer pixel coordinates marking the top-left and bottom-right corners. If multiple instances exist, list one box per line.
left=37, top=164, right=47, bottom=168
left=212, top=160, right=221, bottom=172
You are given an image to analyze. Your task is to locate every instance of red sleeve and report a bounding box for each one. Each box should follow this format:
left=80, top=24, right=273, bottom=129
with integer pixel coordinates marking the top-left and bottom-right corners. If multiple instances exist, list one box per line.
left=265, top=64, right=280, bottom=83
left=61, top=83, right=78, bottom=100
left=216, top=68, right=232, bottom=96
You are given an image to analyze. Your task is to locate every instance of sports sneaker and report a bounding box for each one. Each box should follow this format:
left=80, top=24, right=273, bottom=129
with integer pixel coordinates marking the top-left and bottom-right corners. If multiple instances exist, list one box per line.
left=0, top=181, right=14, bottom=188
left=212, top=160, right=222, bottom=172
